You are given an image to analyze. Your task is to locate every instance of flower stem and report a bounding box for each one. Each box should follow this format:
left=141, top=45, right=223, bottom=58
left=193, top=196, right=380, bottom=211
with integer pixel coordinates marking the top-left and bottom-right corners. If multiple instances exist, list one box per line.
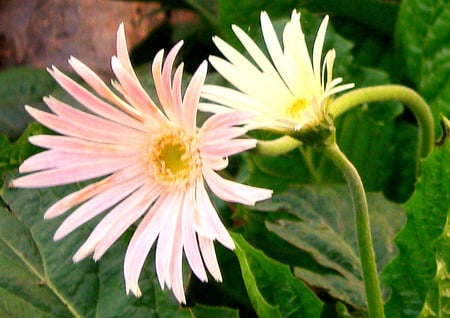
left=329, top=85, right=434, bottom=158
left=323, top=141, right=385, bottom=318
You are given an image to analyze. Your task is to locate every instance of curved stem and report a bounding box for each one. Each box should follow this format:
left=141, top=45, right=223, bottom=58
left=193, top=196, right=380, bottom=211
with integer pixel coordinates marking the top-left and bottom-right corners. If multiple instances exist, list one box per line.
left=329, top=85, right=434, bottom=158
left=254, top=135, right=302, bottom=156
left=323, top=142, right=385, bottom=318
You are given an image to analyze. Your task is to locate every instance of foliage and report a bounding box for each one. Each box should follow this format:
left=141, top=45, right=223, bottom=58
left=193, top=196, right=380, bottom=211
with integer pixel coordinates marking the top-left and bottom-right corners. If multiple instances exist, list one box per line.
left=0, top=0, right=449, bottom=316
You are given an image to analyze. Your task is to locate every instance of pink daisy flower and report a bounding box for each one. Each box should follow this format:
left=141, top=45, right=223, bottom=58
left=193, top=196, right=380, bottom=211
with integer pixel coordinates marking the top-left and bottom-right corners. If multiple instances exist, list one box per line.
left=11, top=23, right=272, bottom=303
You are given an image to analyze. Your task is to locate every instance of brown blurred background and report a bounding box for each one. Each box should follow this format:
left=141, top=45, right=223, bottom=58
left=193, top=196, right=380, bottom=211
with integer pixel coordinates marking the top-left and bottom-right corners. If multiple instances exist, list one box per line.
left=0, top=0, right=197, bottom=77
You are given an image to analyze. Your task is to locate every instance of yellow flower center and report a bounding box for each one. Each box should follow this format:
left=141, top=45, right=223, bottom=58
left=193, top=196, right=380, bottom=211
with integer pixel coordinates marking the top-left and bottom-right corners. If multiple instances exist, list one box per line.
left=285, top=98, right=309, bottom=120
left=147, top=128, right=201, bottom=190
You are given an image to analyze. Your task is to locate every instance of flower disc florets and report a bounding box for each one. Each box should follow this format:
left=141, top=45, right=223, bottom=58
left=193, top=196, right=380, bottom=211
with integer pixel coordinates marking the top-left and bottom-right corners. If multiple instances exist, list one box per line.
left=147, top=127, right=201, bottom=191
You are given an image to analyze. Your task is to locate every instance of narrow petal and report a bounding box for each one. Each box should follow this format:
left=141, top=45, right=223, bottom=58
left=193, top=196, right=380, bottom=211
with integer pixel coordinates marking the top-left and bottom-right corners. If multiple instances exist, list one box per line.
left=201, top=138, right=257, bottom=158
left=53, top=174, right=144, bottom=240
left=72, top=183, right=161, bottom=263
left=29, top=135, right=136, bottom=155
left=68, top=56, right=143, bottom=121
left=213, top=34, right=269, bottom=75
left=200, top=126, right=249, bottom=145
left=155, top=191, right=183, bottom=290
left=181, top=186, right=208, bottom=282
left=124, top=191, right=171, bottom=298
left=12, top=158, right=132, bottom=188
left=260, top=11, right=291, bottom=90
left=198, top=235, right=222, bottom=281
left=44, top=96, right=144, bottom=142
left=151, top=49, right=170, bottom=113
left=19, top=149, right=136, bottom=173
left=181, top=61, right=207, bottom=133
left=208, top=56, right=291, bottom=108
left=231, top=25, right=280, bottom=77
left=195, top=181, right=234, bottom=249
left=200, top=110, right=256, bottom=133
left=48, top=66, right=143, bottom=128
left=25, top=106, right=121, bottom=144
left=44, top=165, right=142, bottom=219
left=203, top=167, right=272, bottom=205
left=170, top=63, right=184, bottom=121
left=201, top=85, right=263, bottom=113
left=156, top=42, right=184, bottom=121
left=93, top=183, right=161, bottom=260
left=111, top=56, right=163, bottom=120
left=313, top=15, right=329, bottom=81
left=116, top=23, right=135, bottom=78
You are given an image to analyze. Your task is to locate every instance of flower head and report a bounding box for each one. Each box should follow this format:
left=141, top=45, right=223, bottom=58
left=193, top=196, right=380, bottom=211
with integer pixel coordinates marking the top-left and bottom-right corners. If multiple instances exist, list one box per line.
left=11, top=23, right=272, bottom=303
left=201, top=10, right=354, bottom=132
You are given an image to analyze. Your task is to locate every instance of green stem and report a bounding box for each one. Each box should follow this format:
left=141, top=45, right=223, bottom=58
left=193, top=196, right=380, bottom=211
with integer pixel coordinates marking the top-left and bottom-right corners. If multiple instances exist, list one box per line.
left=329, top=85, right=434, bottom=158
left=254, top=135, right=301, bottom=156
left=323, top=141, right=385, bottom=318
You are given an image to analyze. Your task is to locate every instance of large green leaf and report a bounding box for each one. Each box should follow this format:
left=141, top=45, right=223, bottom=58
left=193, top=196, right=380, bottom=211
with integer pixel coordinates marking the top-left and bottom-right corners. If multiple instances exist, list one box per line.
left=396, top=0, right=450, bottom=125
left=0, top=124, right=46, bottom=190
left=382, top=140, right=450, bottom=318
left=0, top=173, right=237, bottom=317
left=232, top=233, right=323, bottom=318
left=0, top=67, right=57, bottom=139
left=218, top=0, right=398, bottom=39
left=241, top=185, right=404, bottom=312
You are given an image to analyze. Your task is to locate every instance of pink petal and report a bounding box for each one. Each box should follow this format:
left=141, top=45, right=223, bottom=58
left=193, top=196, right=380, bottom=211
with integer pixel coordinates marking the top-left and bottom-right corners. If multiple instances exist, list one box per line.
left=124, top=192, right=172, bottom=297
left=68, top=56, right=143, bottom=121
left=181, top=61, right=207, bottom=133
left=93, top=183, right=161, bottom=260
left=116, top=23, right=135, bottom=78
left=202, top=167, right=272, bottom=205
left=19, top=149, right=136, bottom=173
left=48, top=66, right=143, bottom=128
left=198, top=235, right=222, bottom=281
left=44, top=165, right=143, bottom=219
left=151, top=50, right=170, bottom=112
left=153, top=42, right=183, bottom=123
left=72, top=183, right=161, bottom=263
left=201, top=157, right=229, bottom=171
left=200, top=111, right=256, bottom=133
left=53, top=173, right=144, bottom=240
left=200, top=127, right=248, bottom=144
left=155, top=191, right=183, bottom=290
left=181, top=185, right=208, bottom=282
left=12, top=157, right=132, bottom=188
left=29, top=135, right=136, bottom=155
left=111, top=56, right=164, bottom=121
left=27, top=103, right=142, bottom=145
left=195, top=181, right=235, bottom=249
left=201, top=138, right=257, bottom=158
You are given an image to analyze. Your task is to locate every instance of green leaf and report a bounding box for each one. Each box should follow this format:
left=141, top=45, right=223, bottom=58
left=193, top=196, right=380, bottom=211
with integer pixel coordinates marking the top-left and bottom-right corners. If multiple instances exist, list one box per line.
left=0, top=124, right=48, bottom=191
left=232, top=233, right=323, bottom=318
left=189, top=304, right=239, bottom=318
left=0, top=67, right=57, bottom=139
left=244, top=185, right=404, bottom=311
left=396, top=0, right=450, bottom=125
left=382, top=141, right=450, bottom=318
left=0, top=173, right=234, bottom=317
left=419, top=210, right=450, bottom=317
